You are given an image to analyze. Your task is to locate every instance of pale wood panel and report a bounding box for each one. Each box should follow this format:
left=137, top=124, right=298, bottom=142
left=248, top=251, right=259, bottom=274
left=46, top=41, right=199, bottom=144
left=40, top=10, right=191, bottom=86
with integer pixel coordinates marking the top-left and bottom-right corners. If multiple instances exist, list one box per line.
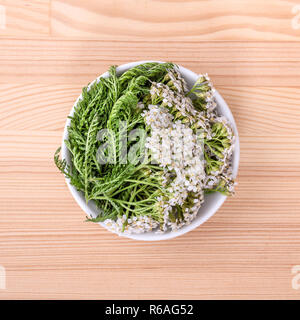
left=51, top=0, right=300, bottom=40
left=0, top=0, right=50, bottom=36
left=219, top=86, right=300, bottom=135
left=1, top=85, right=300, bottom=136
left=0, top=0, right=299, bottom=41
left=0, top=270, right=297, bottom=299
left=0, top=84, right=81, bottom=131
left=0, top=40, right=300, bottom=86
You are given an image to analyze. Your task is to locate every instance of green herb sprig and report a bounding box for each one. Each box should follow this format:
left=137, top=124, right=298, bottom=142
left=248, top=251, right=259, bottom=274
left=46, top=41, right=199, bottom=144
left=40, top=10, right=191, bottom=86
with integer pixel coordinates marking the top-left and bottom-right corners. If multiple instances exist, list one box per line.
left=55, top=63, right=174, bottom=224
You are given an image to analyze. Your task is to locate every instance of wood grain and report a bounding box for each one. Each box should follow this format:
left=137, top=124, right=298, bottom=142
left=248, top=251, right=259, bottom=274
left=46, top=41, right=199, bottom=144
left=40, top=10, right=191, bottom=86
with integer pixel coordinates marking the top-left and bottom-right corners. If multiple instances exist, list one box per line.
left=0, top=0, right=299, bottom=40
left=1, top=84, right=300, bottom=135
left=51, top=0, right=300, bottom=40
left=0, top=0, right=50, bottom=36
left=1, top=0, right=300, bottom=300
left=0, top=40, right=300, bottom=86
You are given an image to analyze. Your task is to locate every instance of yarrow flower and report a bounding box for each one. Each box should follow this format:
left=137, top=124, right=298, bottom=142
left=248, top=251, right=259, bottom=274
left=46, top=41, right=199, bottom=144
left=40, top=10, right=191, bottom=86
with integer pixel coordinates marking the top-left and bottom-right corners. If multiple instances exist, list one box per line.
left=103, top=215, right=160, bottom=235
left=55, top=62, right=236, bottom=236
left=136, top=69, right=235, bottom=232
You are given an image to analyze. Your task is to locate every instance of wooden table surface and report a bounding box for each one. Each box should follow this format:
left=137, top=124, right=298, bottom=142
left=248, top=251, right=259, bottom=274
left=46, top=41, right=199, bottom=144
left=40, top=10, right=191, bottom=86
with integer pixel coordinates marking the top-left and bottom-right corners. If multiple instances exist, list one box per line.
left=0, top=0, right=300, bottom=300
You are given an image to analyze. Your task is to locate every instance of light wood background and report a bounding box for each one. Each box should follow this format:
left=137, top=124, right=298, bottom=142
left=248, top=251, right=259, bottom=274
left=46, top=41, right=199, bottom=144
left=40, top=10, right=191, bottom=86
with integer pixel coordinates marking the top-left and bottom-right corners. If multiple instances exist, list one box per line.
left=0, top=0, right=300, bottom=300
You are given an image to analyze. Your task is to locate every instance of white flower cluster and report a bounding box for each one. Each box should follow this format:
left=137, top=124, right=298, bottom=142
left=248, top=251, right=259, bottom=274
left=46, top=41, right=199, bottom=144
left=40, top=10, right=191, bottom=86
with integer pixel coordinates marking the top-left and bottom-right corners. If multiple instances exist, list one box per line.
left=163, top=68, right=188, bottom=94
left=150, top=82, right=197, bottom=124
left=142, top=104, right=206, bottom=231
left=103, top=68, right=235, bottom=235
left=204, top=116, right=235, bottom=193
left=103, top=214, right=160, bottom=235
left=150, top=76, right=213, bottom=135
left=163, top=71, right=235, bottom=195
left=196, top=73, right=217, bottom=113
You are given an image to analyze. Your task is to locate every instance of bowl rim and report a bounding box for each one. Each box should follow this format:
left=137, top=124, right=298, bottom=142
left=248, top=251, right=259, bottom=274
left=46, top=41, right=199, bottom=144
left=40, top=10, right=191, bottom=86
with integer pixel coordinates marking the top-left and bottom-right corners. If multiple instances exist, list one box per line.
left=61, top=60, right=240, bottom=241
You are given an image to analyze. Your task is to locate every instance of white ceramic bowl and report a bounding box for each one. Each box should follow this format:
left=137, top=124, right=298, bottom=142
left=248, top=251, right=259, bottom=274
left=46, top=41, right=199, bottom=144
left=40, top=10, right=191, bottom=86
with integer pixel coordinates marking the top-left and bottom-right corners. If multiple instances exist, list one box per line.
left=61, top=60, right=240, bottom=241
